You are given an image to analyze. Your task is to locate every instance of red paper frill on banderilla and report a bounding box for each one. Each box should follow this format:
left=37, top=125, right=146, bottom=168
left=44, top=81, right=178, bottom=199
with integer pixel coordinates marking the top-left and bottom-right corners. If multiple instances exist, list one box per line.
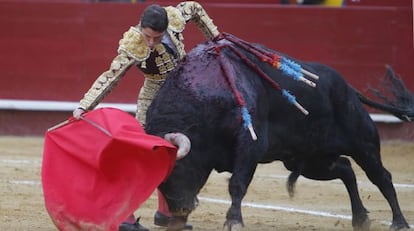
left=41, top=107, right=177, bottom=231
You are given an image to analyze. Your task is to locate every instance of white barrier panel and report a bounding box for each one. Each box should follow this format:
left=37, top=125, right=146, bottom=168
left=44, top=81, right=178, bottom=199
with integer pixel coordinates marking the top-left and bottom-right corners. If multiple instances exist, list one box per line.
left=0, top=99, right=403, bottom=123
left=0, top=99, right=135, bottom=113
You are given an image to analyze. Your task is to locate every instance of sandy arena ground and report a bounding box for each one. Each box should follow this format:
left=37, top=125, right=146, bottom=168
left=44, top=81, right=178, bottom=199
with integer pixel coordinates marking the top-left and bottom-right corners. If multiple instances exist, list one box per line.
left=0, top=136, right=413, bottom=231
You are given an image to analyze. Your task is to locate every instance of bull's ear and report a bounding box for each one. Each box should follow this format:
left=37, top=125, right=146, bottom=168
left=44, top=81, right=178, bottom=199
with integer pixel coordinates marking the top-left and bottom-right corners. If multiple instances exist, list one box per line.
left=164, top=133, right=191, bottom=159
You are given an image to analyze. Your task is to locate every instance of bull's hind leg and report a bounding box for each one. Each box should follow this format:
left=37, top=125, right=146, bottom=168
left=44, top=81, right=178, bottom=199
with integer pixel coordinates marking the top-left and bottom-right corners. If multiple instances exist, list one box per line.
left=293, top=157, right=371, bottom=231
left=352, top=147, right=409, bottom=231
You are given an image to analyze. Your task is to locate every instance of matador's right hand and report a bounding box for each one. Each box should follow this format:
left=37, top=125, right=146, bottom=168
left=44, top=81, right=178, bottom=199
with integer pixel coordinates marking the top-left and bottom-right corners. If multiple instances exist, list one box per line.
left=73, top=107, right=86, bottom=119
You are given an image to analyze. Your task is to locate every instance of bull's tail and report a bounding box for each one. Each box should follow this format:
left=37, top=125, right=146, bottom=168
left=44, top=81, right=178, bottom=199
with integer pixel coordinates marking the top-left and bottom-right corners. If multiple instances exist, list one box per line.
left=286, top=162, right=304, bottom=199
left=354, top=65, right=414, bottom=122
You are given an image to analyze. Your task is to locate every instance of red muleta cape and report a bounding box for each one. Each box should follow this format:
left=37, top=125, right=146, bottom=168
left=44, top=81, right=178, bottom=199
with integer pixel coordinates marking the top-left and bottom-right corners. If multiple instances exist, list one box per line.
left=42, top=107, right=177, bottom=231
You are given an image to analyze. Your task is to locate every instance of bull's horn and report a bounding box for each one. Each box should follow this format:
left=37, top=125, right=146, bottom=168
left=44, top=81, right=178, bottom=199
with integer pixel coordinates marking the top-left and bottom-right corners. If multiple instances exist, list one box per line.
left=164, top=133, right=191, bottom=160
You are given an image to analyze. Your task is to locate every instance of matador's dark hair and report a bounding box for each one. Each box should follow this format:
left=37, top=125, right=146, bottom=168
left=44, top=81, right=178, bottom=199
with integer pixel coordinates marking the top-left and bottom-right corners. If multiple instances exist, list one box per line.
left=140, top=4, right=169, bottom=32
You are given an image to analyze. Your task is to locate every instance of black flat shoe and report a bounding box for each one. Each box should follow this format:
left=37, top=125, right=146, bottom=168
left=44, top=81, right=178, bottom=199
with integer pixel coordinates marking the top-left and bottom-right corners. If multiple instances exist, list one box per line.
left=119, top=217, right=149, bottom=231
left=154, top=211, right=193, bottom=230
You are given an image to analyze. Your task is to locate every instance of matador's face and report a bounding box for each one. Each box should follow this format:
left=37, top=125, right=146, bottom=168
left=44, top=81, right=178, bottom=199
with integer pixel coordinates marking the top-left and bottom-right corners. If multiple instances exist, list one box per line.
left=141, top=27, right=165, bottom=49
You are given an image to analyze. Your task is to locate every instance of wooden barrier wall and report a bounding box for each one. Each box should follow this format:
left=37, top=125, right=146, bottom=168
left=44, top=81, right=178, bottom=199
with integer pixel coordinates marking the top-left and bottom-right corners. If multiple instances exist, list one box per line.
left=0, top=1, right=413, bottom=139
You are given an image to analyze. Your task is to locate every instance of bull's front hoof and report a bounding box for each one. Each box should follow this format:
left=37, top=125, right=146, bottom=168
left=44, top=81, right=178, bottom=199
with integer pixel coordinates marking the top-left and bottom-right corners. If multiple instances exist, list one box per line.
left=353, top=218, right=370, bottom=231
left=391, top=227, right=410, bottom=231
left=223, top=219, right=243, bottom=231
left=390, top=221, right=410, bottom=231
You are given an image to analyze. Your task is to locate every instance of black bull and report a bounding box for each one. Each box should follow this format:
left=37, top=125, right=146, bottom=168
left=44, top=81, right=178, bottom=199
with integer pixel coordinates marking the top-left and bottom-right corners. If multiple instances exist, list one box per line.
left=145, top=35, right=413, bottom=231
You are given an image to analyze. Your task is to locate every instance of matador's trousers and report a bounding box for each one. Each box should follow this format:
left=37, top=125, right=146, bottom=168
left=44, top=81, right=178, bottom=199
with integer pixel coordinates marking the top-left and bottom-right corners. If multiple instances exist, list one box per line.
left=136, top=78, right=165, bottom=125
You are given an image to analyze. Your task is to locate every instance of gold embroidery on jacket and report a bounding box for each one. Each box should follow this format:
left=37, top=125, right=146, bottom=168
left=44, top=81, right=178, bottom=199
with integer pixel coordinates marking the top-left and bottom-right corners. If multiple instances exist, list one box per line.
left=165, top=6, right=185, bottom=33
left=151, top=44, right=176, bottom=75
left=176, top=1, right=219, bottom=39
left=118, top=26, right=150, bottom=61
left=79, top=52, right=135, bottom=110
